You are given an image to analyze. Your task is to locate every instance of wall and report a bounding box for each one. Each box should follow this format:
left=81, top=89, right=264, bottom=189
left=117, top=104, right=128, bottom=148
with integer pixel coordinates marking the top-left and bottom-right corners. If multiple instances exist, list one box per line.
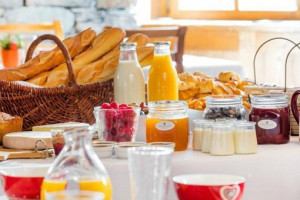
left=0, top=0, right=138, bottom=35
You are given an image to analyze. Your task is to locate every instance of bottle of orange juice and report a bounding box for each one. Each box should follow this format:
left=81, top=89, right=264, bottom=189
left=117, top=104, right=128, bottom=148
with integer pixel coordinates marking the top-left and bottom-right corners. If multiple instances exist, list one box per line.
left=41, top=127, right=112, bottom=200
left=148, top=41, right=179, bottom=102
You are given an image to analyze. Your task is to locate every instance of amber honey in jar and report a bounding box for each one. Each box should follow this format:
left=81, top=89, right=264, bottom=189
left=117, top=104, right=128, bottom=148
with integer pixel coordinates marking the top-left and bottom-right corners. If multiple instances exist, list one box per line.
left=146, top=101, right=189, bottom=151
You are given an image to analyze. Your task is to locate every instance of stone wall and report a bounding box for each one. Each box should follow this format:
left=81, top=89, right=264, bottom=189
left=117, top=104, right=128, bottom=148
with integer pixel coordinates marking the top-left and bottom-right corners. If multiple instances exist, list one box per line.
left=0, top=0, right=138, bottom=35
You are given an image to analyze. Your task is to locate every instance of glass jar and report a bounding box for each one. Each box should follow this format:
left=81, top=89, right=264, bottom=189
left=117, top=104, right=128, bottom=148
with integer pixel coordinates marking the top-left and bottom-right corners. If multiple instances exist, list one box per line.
left=249, top=94, right=290, bottom=144
left=203, top=95, right=245, bottom=120
left=146, top=101, right=189, bottom=151
left=94, top=106, right=141, bottom=142
left=41, top=127, right=112, bottom=200
left=201, top=121, right=213, bottom=153
left=193, top=120, right=205, bottom=151
left=210, top=123, right=235, bottom=156
left=234, top=121, right=257, bottom=154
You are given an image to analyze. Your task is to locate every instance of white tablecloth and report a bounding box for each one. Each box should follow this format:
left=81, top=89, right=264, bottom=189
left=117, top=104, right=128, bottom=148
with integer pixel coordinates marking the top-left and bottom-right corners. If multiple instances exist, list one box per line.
left=1, top=137, right=300, bottom=200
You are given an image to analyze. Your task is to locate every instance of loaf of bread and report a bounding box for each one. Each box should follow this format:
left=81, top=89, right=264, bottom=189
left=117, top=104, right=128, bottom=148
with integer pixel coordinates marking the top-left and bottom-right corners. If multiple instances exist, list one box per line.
left=27, top=71, right=50, bottom=86
left=76, top=35, right=153, bottom=85
left=40, top=28, right=126, bottom=87
left=0, top=112, right=23, bottom=143
left=140, top=53, right=153, bottom=67
left=0, top=28, right=96, bottom=82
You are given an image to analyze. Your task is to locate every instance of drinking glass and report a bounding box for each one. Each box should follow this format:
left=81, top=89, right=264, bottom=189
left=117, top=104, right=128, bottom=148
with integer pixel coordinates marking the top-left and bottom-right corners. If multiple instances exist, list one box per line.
left=45, top=190, right=104, bottom=200
left=128, top=146, right=173, bottom=200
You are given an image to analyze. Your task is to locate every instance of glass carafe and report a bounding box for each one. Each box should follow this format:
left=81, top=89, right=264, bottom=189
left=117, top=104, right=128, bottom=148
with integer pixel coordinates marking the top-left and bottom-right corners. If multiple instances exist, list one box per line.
left=41, top=127, right=112, bottom=200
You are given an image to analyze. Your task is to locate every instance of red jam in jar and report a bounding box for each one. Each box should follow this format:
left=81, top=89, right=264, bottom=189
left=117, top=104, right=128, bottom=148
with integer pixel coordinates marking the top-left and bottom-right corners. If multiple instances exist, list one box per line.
left=249, top=94, right=290, bottom=144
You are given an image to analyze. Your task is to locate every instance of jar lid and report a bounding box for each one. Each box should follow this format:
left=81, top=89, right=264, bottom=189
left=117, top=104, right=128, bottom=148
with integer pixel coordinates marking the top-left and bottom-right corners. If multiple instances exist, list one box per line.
left=250, top=94, right=288, bottom=107
left=148, top=101, right=187, bottom=112
left=206, top=95, right=242, bottom=106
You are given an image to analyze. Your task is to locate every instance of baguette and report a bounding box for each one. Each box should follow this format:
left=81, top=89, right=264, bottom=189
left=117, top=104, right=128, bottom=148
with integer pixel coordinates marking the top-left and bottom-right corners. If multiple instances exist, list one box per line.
left=27, top=71, right=50, bottom=86
left=0, top=28, right=96, bottom=82
left=76, top=46, right=154, bottom=85
left=140, top=53, right=153, bottom=67
left=101, top=33, right=150, bottom=61
left=42, top=28, right=126, bottom=88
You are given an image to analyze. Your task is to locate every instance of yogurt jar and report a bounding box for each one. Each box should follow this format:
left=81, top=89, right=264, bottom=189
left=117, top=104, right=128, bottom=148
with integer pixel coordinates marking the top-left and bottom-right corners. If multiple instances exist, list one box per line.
left=210, top=123, right=235, bottom=156
left=193, top=120, right=205, bottom=151
left=201, top=121, right=214, bottom=153
left=234, top=121, right=257, bottom=154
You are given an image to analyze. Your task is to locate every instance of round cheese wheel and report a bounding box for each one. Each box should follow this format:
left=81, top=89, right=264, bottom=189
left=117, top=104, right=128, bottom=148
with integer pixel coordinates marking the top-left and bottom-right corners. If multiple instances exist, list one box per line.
left=3, top=131, right=52, bottom=150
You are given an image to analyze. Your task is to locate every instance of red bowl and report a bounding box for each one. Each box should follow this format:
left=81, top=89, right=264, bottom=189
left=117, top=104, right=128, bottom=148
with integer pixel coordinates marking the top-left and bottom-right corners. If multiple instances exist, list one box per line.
left=0, top=166, right=48, bottom=199
left=173, top=174, right=246, bottom=200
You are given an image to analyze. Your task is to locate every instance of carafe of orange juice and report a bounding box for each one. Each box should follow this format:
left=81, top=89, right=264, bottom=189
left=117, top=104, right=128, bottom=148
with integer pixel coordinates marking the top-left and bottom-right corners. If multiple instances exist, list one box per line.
left=146, top=101, right=189, bottom=151
left=41, top=127, right=112, bottom=200
left=147, top=41, right=179, bottom=102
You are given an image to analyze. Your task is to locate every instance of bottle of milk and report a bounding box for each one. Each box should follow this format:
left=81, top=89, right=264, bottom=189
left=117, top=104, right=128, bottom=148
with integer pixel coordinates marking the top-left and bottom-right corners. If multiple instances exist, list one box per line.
left=114, top=42, right=145, bottom=104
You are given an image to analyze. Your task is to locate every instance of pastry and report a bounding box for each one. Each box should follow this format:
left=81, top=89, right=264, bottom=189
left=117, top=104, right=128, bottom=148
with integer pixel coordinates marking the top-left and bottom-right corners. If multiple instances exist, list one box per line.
left=219, top=72, right=241, bottom=83
left=0, top=112, right=23, bottom=143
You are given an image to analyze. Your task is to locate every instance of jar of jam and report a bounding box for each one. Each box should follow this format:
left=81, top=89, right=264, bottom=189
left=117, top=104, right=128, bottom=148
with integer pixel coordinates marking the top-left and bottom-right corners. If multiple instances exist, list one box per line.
left=203, top=95, right=245, bottom=120
left=249, top=94, right=290, bottom=144
left=146, top=101, right=189, bottom=151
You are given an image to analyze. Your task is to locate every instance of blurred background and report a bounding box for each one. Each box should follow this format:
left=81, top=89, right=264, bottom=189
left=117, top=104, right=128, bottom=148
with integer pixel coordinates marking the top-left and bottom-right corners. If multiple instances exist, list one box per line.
left=1, top=0, right=300, bottom=86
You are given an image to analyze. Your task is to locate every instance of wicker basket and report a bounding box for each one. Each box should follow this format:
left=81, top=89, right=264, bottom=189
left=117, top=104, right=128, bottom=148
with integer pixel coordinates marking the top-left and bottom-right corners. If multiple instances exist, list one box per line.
left=0, top=34, right=113, bottom=130
left=251, top=37, right=300, bottom=135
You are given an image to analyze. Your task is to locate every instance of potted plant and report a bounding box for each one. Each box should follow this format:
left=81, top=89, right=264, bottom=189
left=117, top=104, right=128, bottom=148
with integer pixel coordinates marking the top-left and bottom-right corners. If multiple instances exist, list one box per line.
left=1, top=34, right=22, bottom=68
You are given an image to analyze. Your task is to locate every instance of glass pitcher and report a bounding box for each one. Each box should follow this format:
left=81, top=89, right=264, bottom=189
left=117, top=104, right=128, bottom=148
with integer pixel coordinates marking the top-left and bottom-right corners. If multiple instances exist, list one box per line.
left=41, top=127, right=112, bottom=200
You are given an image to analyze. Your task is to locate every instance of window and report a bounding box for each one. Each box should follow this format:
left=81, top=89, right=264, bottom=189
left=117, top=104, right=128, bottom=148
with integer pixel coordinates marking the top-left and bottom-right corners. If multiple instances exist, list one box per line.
left=178, top=0, right=235, bottom=11
left=169, top=0, right=300, bottom=20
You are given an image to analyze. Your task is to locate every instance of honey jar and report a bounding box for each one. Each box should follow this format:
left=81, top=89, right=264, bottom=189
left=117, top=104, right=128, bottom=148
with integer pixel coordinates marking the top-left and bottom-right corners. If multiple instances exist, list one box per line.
left=146, top=101, right=189, bottom=151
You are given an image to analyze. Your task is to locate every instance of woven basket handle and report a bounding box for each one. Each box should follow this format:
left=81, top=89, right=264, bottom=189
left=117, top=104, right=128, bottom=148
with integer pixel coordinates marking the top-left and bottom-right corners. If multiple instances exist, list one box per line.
left=253, top=37, right=299, bottom=91
left=25, top=34, right=77, bottom=87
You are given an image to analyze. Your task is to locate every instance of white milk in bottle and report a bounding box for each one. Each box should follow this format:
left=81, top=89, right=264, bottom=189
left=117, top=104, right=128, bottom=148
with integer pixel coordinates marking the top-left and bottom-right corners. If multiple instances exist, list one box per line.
left=114, top=42, right=145, bottom=104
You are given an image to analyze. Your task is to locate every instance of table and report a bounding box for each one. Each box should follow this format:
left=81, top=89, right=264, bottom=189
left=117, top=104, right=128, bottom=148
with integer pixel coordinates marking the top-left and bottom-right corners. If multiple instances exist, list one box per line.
left=1, top=137, right=300, bottom=200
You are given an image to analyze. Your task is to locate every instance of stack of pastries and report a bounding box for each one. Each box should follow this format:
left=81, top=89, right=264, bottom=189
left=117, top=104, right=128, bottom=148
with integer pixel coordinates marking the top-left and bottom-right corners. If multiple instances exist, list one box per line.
left=0, top=28, right=153, bottom=87
left=179, top=72, right=252, bottom=110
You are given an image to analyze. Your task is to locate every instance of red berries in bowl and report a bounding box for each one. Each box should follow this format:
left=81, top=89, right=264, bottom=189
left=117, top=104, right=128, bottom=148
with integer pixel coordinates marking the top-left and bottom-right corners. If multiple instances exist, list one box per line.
left=95, top=102, right=140, bottom=142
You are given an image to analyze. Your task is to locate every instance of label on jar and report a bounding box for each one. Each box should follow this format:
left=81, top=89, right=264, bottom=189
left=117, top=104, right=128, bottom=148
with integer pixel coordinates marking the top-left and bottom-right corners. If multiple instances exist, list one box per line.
left=155, top=121, right=175, bottom=131
left=258, top=120, right=277, bottom=130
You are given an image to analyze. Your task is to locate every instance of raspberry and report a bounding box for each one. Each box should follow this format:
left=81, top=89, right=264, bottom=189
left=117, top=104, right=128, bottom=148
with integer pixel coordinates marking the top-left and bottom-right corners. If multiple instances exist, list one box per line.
left=126, top=109, right=136, bottom=117
left=140, top=102, right=145, bottom=108
left=119, top=104, right=128, bottom=109
left=101, top=103, right=110, bottom=109
left=110, top=101, right=118, bottom=109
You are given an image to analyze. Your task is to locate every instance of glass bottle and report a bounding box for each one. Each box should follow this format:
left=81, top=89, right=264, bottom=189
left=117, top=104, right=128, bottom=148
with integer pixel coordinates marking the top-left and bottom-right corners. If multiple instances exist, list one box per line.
left=41, top=127, right=112, bottom=200
left=114, top=42, right=145, bottom=105
left=146, top=101, right=189, bottom=151
left=147, top=41, right=179, bottom=102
